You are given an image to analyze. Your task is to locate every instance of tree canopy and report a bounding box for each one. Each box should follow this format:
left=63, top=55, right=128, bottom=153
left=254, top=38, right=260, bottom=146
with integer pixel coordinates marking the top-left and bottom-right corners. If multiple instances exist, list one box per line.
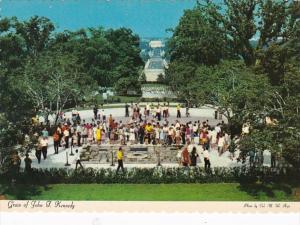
left=0, top=16, right=144, bottom=167
left=166, top=0, right=300, bottom=167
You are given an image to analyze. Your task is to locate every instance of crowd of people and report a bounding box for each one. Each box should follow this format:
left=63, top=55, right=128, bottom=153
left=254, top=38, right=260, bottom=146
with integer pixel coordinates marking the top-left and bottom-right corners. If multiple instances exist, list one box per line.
left=29, top=103, right=230, bottom=168
left=21, top=101, right=237, bottom=172
left=8, top=104, right=280, bottom=174
left=50, top=104, right=229, bottom=147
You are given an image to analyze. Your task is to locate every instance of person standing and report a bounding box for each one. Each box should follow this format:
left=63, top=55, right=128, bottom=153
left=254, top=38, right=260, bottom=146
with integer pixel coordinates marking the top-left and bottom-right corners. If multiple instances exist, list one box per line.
left=166, top=102, right=170, bottom=117
left=35, top=140, right=42, bottom=164
left=159, top=126, right=165, bottom=145
left=181, top=147, right=191, bottom=167
left=203, top=149, right=211, bottom=170
left=53, top=130, right=60, bottom=154
left=76, top=123, right=82, bottom=147
left=125, top=103, right=129, bottom=117
left=190, top=147, right=199, bottom=166
left=75, top=149, right=84, bottom=170
left=217, top=133, right=225, bottom=156
left=162, top=103, right=167, bottom=118
left=42, top=127, right=49, bottom=139
left=40, top=136, right=48, bottom=160
left=185, top=104, right=190, bottom=117
left=145, top=122, right=154, bottom=145
left=96, top=125, right=101, bottom=145
left=138, top=125, right=145, bottom=144
left=93, top=106, right=98, bottom=120
left=146, top=103, right=150, bottom=117
left=156, top=105, right=161, bottom=121
left=24, top=153, right=32, bottom=172
left=82, top=124, right=88, bottom=145
left=56, top=124, right=62, bottom=147
left=176, top=104, right=181, bottom=118
left=116, top=147, right=125, bottom=174
left=63, top=127, right=70, bottom=149
left=129, top=126, right=135, bottom=145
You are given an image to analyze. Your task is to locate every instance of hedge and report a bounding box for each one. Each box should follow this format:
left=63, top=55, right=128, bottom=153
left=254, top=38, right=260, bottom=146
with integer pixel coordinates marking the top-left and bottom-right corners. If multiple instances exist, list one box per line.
left=1, top=166, right=299, bottom=185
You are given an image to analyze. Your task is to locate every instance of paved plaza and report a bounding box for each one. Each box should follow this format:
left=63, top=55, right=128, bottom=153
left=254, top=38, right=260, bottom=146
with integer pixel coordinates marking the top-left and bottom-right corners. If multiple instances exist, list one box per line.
left=63, top=104, right=225, bottom=125
left=21, top=105, right=272, bottom=170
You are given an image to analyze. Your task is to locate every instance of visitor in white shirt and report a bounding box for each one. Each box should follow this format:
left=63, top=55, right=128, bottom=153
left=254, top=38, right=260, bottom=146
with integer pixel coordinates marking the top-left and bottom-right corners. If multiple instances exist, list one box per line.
left=203, top=149, right=211, bottom=170
left=75, top=149, right=83, bottom=170
left=215, top=124, right=221, bottom=134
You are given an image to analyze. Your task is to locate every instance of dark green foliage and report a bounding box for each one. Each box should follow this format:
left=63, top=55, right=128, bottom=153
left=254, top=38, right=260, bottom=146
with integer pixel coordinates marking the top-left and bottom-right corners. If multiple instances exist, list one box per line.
left=166, top=0, right=300, bottom=168
left=168, top=3, right=233, bottom=65
left=0, top=16, right=144, bottom=173
left=50, top=27, right=144, bottom=93
left=1, top=167, right=299, bottom=185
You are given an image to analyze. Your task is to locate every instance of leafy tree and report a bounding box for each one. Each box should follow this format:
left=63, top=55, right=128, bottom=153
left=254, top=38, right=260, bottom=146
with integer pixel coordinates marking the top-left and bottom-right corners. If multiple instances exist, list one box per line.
left=0, top=18, right=35, bottom=122
left=165, top=60, right=199, bottom=106
left=104, top=28, right=144, bottom=92
left=256, top=43, right=287, bottom=85
left=115, top=77, right=141, bottom=96
left=168, top=3, right=233, bottom=65
left=14, top=16, right=55, bottom=58
left=50, top=27, right=144, bottom=93
left=19, top=51, right=95, bottom=120
left=221, top=0, right=291, bottom=66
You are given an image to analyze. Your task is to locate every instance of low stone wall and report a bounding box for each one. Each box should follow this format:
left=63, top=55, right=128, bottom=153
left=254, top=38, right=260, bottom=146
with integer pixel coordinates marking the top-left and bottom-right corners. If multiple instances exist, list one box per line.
left=80, top=144, right=181, bottom=164
left=141, top=85, right=176, bottom=98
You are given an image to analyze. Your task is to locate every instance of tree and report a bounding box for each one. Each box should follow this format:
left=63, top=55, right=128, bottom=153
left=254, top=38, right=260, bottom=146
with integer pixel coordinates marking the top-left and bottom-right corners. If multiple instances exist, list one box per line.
left=50, top=27, right=144, bottom=94
left=104, top=28, right=144, bottom=92
left=165, top=60, right=199, bottom=106
left=0, top=18, right=35, bottom=122
left=14, top=16, right=55, bottom=58
left=115, top=77, right=141, bottom=96
left=19, top=51, right=95, bottom=119
left=168, top=3, right=233, bottom=65
left=221, top=0, right=291, bottom=66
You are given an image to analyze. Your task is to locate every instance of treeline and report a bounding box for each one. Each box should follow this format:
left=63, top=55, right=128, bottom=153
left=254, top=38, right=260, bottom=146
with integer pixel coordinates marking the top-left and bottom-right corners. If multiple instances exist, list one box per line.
left=165, top=0, right=300, bottom=167
left=0, top=16, right=143, bottom=121
left=0, top=16, right=143, bottom=160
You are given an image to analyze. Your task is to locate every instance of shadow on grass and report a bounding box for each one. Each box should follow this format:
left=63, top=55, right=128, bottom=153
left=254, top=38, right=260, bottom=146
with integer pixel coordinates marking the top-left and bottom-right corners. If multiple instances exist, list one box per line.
left=238, top=182, right=295, bottom=201
left=0, top=183, right=52, bottom=200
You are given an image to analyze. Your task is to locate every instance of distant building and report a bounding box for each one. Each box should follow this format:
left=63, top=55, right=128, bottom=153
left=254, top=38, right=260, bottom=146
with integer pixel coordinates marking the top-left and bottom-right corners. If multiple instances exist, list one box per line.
left=144, top=58, right=168, bottom=82
left=141, top=40, right=174, bottom=99
left=144, top=40, right=168, bottom=82
left=149, top=40, right=164, bottom=48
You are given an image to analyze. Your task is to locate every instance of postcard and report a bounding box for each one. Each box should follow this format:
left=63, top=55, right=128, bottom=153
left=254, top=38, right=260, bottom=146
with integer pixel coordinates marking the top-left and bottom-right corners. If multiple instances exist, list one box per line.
left=0, top=0, right=299, bottom=224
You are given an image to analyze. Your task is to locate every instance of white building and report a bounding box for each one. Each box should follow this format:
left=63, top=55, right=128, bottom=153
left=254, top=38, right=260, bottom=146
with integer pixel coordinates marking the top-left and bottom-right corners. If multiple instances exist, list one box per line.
left=149, top=40, right=164, bottom=48
left=144, top=58, right=168, bottom=82
left=141, top=40, right=173, bottom=98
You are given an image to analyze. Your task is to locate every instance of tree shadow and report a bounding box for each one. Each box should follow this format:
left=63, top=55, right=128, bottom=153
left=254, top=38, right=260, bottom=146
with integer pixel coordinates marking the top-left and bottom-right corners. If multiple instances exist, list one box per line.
left=238, top=182, right=294, bottom=200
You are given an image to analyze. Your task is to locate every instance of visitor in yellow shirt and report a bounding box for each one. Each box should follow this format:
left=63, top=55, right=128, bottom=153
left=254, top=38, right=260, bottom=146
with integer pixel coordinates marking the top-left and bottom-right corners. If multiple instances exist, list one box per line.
left=144, top=123, right=154, bottom=144
left=116, top=147, right=124, bottom=174
left=176, top=104, right=181, bottom=118
left=96, top=126, right=101, bottom=144
left=145, top=123, right=153, bottom=133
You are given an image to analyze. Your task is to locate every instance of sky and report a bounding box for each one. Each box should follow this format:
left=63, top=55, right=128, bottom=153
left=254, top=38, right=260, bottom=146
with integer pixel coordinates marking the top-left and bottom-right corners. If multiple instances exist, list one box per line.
left=0, top=0, right=199, bottom=38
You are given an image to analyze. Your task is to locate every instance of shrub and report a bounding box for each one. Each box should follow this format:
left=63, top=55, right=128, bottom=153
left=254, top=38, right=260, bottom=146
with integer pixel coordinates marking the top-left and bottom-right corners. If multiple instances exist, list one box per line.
left=0, top=166, right=299, bottom=185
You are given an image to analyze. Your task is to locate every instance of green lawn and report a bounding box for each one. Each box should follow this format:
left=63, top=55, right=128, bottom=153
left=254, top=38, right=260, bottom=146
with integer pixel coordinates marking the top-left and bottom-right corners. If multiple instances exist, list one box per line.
left=4, top=183, right=299, bottom=201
